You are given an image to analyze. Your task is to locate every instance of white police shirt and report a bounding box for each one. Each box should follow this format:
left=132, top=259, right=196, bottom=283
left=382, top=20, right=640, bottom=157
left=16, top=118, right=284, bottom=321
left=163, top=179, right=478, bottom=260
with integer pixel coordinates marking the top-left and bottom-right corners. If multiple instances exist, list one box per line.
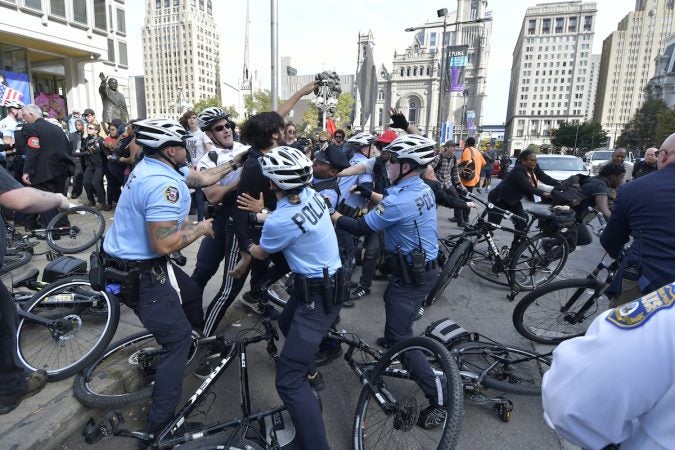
left=0, top=115, right=18, bottom=140
left=195, top=142, right=247, bottom=186
left=542, top=283, right=675, bottom=450
left=364, top=176, right=438, bottom=261
left=104, top=157, right=191, bottom=260
left=339, top=152, right=374, bottom=209
left=260, top=187, right=341, bottom=278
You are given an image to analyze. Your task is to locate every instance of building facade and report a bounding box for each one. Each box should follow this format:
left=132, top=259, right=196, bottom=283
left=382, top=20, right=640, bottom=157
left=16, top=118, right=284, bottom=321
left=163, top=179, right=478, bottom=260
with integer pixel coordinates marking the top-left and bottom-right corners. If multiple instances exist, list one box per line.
left=0, top=0, right=129, bottom=119
left=142, top=0, right=221, bottom=118
left=504, top=1, right=597, bottom=155
left=645, top=32, right=675, bottom=106
left=594, top=0, right=675, bottom=147
left=584, top=53, right=602, bottom=121
left=353, top=0, right=492, bottom=144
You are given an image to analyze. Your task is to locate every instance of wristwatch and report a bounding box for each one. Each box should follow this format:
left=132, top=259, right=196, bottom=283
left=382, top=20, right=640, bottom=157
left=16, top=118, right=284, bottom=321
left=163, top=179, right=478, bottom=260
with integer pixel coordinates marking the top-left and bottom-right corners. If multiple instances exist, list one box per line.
left=261, top=208, right=270, bottom=215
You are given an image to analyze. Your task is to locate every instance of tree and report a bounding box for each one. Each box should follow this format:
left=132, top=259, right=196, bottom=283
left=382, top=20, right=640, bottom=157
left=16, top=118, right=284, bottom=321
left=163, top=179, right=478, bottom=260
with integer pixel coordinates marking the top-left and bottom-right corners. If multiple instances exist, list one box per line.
left=300, top=103, right=320, bottom=133
left=550, top=121, right=608, bottom=152
left=244, top=90, right=272, bottom=116
left=655, top=106, right=675, bottom=146
left=617, top=98, right=668, bottom=150
left=190, top=97, right=239, bottom=119
left=333, top=93, right=355, bottom=129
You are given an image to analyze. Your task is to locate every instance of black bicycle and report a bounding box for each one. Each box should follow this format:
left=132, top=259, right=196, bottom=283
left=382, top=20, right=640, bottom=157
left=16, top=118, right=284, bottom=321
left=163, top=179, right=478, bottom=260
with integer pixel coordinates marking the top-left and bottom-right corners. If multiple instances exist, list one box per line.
left=512, top=256, right=615, bottom=345
left=14, top=275, right=119, bottom=381
left=426, top=194, right=569, bottom=305
left=78, top=291, right=464, bottom=450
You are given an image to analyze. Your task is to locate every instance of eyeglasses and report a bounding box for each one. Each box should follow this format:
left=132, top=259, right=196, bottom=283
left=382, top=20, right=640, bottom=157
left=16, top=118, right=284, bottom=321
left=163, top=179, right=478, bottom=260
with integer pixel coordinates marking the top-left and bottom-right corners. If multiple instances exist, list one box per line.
left=212, top=123, right=231, bottom=132
left=334, top=135, right=344, bottom=140
left=319, top=140, right=327, bottom=144
left=87, top=127, right=96, bottom=131
left=287, top=130, right=296, bottom=135
left=84, top=114, right=93, bottom=117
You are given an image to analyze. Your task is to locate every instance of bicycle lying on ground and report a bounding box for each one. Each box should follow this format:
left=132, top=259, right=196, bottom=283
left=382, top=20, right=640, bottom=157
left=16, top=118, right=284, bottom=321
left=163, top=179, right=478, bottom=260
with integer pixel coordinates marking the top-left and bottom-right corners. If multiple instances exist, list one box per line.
left=78, top=287, right=464, bottom=450
left=512, top=255, right=615, bottom=345
left=425, top=318, right=551, bottom=423
left=425, top=194, right=570, bottom=305
left=1, top=205, right=105, bottom=275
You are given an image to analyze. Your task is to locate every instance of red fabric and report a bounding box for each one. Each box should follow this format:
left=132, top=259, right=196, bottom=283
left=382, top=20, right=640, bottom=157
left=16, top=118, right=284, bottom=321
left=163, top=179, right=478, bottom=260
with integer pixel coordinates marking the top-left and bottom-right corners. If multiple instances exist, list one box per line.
left=326, top=118, right=337, bottom=136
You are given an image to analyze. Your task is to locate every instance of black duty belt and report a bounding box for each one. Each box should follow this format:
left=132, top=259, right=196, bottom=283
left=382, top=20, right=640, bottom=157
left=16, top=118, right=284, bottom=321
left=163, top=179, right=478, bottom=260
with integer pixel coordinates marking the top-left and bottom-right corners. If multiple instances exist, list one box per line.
left=425, top=260, right=439, bottom=271
left=106, top=255, right=167, bottom=271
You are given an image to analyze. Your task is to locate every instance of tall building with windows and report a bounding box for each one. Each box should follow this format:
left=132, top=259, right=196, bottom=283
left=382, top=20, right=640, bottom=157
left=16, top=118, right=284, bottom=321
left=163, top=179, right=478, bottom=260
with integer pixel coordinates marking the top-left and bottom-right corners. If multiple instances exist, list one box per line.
left=143, top=0, right=221, bottom=118
left=584, top=53, right=602, bottom=121
left=0, top=0, right=129, bottom=118
left=353, top=0, right=492, bottom=143
left=594, top=0, right=675, bottom=147
left=504, top=1, right=597, bottom=154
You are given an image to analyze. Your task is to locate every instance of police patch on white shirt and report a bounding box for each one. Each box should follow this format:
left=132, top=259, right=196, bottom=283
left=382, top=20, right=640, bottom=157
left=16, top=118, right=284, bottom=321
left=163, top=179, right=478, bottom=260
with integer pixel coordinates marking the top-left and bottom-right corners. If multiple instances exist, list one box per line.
left=164, top=186, right=180, bottom=203
left=606, top=284, right=675, bottom=329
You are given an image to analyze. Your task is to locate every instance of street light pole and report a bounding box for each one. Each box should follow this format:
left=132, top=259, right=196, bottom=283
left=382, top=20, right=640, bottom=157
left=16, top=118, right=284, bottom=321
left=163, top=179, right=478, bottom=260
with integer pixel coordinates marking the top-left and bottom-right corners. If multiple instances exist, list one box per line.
left=460, top=88, right=468, bottom=145
left=436, top=13, right=448, bottom=143
left=270, top=0, right=279, bottom=111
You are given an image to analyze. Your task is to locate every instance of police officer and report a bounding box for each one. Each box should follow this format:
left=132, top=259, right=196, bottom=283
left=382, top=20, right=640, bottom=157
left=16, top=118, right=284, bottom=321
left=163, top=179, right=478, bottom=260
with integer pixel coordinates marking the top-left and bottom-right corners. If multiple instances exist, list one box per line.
left=542, top=282, right=675, bottom=449
left=190, top=107, right=249, bottom=340
left=103, top=118, right=240, bottom=435
left=0, top=100, right=23, bottom=142
left=331, top=134, right=447, bottom=429
left=248, top=146, right=341, bottom=450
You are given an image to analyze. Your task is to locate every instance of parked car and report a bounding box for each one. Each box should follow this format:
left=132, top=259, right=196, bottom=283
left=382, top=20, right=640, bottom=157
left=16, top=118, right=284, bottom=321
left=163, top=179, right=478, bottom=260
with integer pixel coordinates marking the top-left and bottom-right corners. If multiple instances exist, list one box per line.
left=584, top=149, right=635, bottom=175
left=536, top=154, right=590, bottom=181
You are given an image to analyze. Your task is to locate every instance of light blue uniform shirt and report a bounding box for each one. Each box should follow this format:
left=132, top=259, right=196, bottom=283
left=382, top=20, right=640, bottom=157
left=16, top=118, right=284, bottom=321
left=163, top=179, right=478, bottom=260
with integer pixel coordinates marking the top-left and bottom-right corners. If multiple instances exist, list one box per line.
left=339, top=152, right=373, bottom=209
left=364, top=176, right=438, bottom=262
left=260, top=187, right=341, bottom=278
left=104, top=157, right=191, bottom=260
left=312, top=176, right=340, bottom=214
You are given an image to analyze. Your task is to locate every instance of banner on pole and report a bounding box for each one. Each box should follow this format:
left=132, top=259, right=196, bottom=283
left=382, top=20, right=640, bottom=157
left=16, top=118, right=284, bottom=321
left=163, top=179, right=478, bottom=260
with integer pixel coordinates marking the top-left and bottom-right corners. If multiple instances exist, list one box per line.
left=440, top=122, right=454, bottom=144
left=445, top=45, right=468, bottom=93
left=466, top=111, right=476, bottom=137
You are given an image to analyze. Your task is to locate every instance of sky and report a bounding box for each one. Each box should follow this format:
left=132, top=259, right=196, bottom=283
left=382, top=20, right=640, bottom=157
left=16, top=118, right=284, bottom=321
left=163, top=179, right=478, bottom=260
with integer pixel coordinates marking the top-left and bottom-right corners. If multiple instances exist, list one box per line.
left=126, top=0, right=638, bottom=124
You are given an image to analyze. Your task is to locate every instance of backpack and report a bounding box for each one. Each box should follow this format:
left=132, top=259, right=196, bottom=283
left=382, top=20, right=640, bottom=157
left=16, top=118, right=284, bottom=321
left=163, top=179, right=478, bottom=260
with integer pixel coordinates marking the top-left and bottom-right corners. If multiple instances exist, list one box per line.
left=458, top=148, right=476, bottom=182
left=550, top=174, right=590, bottom=207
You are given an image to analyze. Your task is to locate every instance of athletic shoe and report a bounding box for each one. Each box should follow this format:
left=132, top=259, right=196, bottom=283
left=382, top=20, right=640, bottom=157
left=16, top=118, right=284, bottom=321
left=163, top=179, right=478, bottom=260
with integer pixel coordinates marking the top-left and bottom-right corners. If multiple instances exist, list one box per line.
left=341, top=300, right=355, bottom=308
left=416, top=405, right=447, bottom=429
left=239, top=291, right=263, bottom=315
left=414, top=306, right=424, bottom=322
left=350, top=287, right=371, bottom=301
left=308, top=371, right=325, bottom=391
left=0, top=369, right=48, bottom=415
left=193, top=360, right=214, bottom=379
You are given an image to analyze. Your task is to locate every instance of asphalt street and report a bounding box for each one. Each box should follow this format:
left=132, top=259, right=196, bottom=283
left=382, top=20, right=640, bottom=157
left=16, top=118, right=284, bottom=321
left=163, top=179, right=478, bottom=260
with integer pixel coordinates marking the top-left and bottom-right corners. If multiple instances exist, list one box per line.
left=1, top=186, right=600, bottom=450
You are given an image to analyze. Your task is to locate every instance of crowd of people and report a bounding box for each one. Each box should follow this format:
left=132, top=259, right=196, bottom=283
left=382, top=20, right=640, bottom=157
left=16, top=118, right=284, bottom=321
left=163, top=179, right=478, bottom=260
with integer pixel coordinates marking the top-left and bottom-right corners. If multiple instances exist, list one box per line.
left=1, top=81, right=674, bottom=449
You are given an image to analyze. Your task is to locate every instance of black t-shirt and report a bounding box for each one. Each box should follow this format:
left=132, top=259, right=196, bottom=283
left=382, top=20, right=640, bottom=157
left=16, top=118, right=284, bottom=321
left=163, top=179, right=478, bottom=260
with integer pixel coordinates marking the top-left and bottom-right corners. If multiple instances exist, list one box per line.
left=0, top=166, right=23, bottom=268
left=577, top=176, right=609, bottom=214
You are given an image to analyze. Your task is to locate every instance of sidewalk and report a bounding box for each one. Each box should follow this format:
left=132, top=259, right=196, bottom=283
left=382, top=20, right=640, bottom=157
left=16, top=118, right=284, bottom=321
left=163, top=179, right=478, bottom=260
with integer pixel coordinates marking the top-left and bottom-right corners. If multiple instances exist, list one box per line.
left=0, top=210, right=249, bottom=449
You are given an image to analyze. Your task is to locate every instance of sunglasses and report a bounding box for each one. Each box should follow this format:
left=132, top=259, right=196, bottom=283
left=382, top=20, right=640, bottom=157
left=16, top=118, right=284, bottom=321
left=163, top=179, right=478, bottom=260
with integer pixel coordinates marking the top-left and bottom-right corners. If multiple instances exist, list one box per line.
left=287, top=129, right=296, bottom=134
left=319, top=140, right=327, bottom=144
left=87, top=127, right=96, bottom=131
left=334, top=135, right=344, bottom=140
left=212, top=123, right=231, bottom=132
left=84, top=114, right=93, bottom=117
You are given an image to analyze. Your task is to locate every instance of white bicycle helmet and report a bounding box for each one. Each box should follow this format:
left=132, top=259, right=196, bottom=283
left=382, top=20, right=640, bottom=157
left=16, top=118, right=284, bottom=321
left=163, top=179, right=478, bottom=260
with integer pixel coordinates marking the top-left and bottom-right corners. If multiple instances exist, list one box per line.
left=4, top=100, right=24, bottom=109
left=383, top=134, right=436, bottom=166
left=198, top=107, right=229, bottom=131
left=134, top=118, right=188, bottom=150
left=346, top=132, right=376, bottom=147
left=259, top=146, right=313, bottom=191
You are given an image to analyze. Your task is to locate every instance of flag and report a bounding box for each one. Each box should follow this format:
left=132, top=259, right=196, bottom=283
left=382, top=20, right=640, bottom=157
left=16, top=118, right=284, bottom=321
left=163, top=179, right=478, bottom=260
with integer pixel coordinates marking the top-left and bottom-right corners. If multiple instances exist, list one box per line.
left=0, top=84, right=23, bottom=105
left=326, top=117, right=337, bottom=136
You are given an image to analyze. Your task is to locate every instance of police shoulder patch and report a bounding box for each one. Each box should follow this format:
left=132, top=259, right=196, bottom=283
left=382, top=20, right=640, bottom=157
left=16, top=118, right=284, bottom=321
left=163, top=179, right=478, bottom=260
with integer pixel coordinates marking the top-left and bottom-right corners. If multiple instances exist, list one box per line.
left=606, top=284, right=675, bottom=330
left=164, top=186, right=180, bottom=203
left=374, top=203, right=386, bottom=216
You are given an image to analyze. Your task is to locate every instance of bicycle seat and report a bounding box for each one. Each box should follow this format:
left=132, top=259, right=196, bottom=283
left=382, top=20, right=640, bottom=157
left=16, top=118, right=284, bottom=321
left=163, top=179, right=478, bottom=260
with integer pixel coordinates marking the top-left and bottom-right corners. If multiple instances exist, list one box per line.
left=12, top=268, right=39, bottom=289
left=525, top=207, right=554, bottom=220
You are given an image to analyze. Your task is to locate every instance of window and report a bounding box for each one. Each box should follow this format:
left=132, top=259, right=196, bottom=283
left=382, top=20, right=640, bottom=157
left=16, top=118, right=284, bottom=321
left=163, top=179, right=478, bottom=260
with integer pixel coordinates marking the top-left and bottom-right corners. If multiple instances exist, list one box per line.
left=50, top=0, right=65, bottom=16
left=413, top=67, right=417, bottom=76
left=24, top=0, right=41, bottom=9
left=400, top=67, right=404, bottom=77
left=429, top=32, right=437, bottom=48
left=94, top=0, right=106, bottom=29
left=117, top=8, right=125, bottom=33
left=555, top=17, right=564, bottom=33
left=542, top=18, right=551, bottom=34
left=156, top=0, right=161, bottom=7
left=528, top=19, right=536, bottom=35
left=73, top=0, right=87, bottom=23
left=107, top=39, right=115, bottom=62
left=408, top=98, right=418, bottom=125
left=119, top=42, right=127, bottom=66
left=584, top=15, right=592, bottom=31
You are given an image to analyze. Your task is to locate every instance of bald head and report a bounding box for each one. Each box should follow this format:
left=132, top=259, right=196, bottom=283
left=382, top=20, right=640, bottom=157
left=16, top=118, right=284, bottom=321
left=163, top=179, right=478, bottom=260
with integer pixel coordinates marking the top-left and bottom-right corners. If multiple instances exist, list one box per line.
left=658, top=133, right=675, bottom=169
left=644, top=147, right=658, bottom=165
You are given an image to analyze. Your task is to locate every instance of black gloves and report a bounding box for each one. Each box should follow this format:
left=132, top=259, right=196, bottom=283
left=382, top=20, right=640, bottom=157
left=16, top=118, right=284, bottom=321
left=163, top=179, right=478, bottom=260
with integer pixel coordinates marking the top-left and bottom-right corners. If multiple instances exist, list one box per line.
left=354, top=185, right=373, bottom=199
left=389, top=111, right=409, bottom=130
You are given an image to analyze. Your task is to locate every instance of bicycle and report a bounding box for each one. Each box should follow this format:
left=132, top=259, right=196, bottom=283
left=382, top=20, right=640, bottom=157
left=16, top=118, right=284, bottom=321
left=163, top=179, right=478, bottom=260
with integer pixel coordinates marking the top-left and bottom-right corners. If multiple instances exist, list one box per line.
left=425, top=318, right=552, bottom=423
left=14, top=275, right=120, bottom=381
left=425, top=193, right=570, bottom=305
left=512, top=255, right=615, bottom=345
left=78, top=289, right=464, bottom=450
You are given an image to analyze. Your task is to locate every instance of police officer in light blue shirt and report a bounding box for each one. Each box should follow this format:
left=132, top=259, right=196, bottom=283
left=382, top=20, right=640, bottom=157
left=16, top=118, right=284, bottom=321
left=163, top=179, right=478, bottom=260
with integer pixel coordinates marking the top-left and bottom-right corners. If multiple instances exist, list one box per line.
left=339, top=132, right=376, bottom=210
left=332, top=134, right=447, bottom=430
left=248, top=146, right=341, bottom=450
left=103, top=118, right=241, bottom=437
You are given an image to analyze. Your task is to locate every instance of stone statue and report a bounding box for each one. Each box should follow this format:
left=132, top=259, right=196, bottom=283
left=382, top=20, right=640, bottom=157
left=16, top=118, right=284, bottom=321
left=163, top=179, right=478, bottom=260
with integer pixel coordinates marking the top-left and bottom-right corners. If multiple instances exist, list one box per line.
left=99, top=73, right=128, bottom=124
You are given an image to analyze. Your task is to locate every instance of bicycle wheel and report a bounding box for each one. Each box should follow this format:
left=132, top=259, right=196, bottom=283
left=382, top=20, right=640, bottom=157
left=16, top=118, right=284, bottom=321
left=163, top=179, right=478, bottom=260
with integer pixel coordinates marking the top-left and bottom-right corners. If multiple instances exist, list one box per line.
left=16, top=277, right=119, bottom=381
left=266, top=273, right=291, bottom=308
left=73, top=329, right=207, bottom=409
left=451, top=341, right=551, bottom=396
left=425, top=239, right=472, bottom=307
left=353, top=336, right=463, bottom=450
left=468, top=237, right=510, bottom=287
left=46, top=206, right=105, bottom=254
left=513, top=278, right=609, bottom=345
left=0, top=250, right=32, bottom=275
left=509, top=233, right=568, bottom=291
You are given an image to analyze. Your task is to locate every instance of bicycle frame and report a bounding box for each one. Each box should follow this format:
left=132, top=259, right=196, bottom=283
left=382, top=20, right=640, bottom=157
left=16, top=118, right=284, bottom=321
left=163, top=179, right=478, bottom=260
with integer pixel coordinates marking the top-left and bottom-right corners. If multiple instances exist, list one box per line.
left=560, top=258, right=616, bottom=325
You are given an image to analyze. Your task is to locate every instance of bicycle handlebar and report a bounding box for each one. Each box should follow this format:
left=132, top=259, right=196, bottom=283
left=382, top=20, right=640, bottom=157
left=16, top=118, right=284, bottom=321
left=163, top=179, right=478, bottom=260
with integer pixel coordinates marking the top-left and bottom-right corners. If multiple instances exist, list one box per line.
left=462, top=192, right=529, bottom=224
